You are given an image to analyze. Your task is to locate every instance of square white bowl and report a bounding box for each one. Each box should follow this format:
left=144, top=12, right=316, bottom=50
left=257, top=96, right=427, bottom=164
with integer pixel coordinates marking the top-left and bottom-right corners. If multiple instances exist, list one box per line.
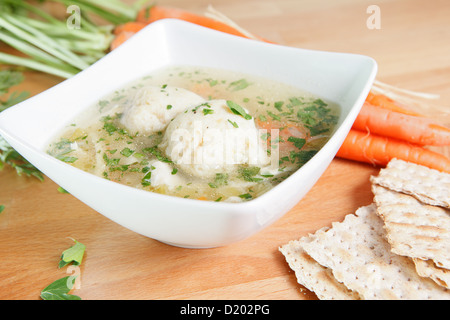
left=0, top=19, right=377, bottom=248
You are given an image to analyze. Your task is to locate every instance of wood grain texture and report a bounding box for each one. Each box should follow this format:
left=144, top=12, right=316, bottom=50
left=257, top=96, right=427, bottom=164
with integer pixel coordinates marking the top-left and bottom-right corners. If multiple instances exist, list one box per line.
left=0, top=0, right=449, bottom=300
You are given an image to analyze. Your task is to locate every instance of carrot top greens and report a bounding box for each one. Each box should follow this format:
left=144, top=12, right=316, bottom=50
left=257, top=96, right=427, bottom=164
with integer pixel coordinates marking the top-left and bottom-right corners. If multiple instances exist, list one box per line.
left=0, top=0, right=148, bottom=78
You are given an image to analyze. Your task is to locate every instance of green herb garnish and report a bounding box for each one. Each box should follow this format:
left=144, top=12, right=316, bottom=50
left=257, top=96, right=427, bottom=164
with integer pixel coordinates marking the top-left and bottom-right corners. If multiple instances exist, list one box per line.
left=47, top=138, right=78, bottom=164
left=227, top=78, right=251, bottom=91
left=40, top=276, right=81, bottom=300
left=142, top=146, right=172, bottom=163
left=0, top=70, right=29, bottom=111
left=141, top=170, right=152, bottom=187
left=103, top=153, right=120, bottom=167
left=267, top=111, right=281, bottom=121
left=274, top=101, right=284, bottom=111
left=239, top=193, right=253, bottom=200
left=227, top=119, right=239, bottom=128
left=205, top=78, right=218, bottom=86
left=208, top=173, right=229, bottom=188
left=0, top=69, right=24, bottom=95
left=120, top=147, right=134, bottom=157
left=289, top=150, right=318, bottom=165
left=226, top=100, right=252, bottom=120
left=0, top=70, right=42, bottom=180
left=296, top=98, right=338, bottom=136
left=1, top=136, right=44, bottom=180
left=58, top=239, right=86, bottom=268
left=287, top=136, right=306, bottom=150
left=215, top=173, right=228, bottom=186
left=202, top=108, right=214, bottom=116
left=57, top=155, right=78, bottom=163
left=239, top=166, right=263, bottom=182
left=57, top=186, right=69, bottom=194
left=41, top=238, right=86, bottom=300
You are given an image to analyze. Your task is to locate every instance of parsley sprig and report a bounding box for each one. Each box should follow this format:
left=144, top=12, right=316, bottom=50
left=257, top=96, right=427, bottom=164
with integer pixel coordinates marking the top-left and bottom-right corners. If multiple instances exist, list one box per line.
left=0, top=69, right=29, bottom=112
left=0, top=136, right=44, bottom=180
left=40, top=239, right=86, bottom=300
left=226, top=100, right=252, bottom=120
left=0, top=70, right=43, bottom=180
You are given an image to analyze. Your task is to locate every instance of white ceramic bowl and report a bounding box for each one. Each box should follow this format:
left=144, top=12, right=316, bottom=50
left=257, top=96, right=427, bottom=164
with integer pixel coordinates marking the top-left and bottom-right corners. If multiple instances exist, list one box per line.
left=0, top=19, right=377, bottom=248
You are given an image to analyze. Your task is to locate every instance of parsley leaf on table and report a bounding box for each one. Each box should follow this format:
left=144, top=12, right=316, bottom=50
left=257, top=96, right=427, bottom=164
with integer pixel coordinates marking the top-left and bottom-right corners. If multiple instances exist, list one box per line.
left=0, top=70, right=43, bottom=180
left=0, top=70, right=30, bottom=112
left=0, top=134, right=44, bottom=181
left=40, top=276, right=81, bottom=300
left=0, top=69, right=24, bottom=95
left=58, top=239, right=86, bottom=268
left=40, top=239, right=86, bottom=300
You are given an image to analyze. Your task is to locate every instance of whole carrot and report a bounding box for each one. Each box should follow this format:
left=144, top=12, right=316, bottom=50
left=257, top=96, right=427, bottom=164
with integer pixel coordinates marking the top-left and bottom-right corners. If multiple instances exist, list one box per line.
left=336, top=129, right=450, bottom=173
left=365, top=92, right=424, bottom=116
left=353, top=102, right=450, bottom=146
left=136, top=5, right=270, bottom=42
left=110, top=32, right=136, bottom=51
left=110, top=5, right=267, bottom=50
left=109, top=22, right=148, bottom=50
left=113, top=22, right=147, bottom=35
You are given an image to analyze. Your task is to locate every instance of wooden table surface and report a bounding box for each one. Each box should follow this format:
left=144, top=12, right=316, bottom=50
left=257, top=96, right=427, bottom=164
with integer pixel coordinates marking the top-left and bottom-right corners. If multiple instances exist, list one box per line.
left=1, top=0, right=449, bottom=300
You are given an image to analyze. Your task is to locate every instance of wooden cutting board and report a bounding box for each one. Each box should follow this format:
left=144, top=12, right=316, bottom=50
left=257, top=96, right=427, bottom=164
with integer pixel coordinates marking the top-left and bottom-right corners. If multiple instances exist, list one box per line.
left=0, top=0, right=449, bottom=300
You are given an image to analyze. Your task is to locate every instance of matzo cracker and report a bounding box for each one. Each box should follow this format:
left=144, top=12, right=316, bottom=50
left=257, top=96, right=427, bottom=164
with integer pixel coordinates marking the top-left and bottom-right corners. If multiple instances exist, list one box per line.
left=413, top=258, right=450, bottom=289
left=298, top=204, right=449, bottom=299
left=372, top=185, right=450, bottom=270
left=280, top=237, right=361, bottom=300
left=370, top=159, right=450, bottom=208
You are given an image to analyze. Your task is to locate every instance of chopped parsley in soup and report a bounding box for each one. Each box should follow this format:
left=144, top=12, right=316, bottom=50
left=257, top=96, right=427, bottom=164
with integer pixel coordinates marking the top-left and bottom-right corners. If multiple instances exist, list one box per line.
left=47, top=66, right=339, bottom=202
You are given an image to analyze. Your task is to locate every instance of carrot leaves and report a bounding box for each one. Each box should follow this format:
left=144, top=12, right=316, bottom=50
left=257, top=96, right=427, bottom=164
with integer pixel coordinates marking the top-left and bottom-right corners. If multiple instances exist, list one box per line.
left=0, top=0, right=147, bottom=78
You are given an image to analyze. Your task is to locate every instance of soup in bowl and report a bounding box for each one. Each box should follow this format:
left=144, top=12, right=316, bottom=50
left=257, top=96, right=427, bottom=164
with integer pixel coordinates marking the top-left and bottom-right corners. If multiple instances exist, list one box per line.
left=47, top=65, right=340, bottom=203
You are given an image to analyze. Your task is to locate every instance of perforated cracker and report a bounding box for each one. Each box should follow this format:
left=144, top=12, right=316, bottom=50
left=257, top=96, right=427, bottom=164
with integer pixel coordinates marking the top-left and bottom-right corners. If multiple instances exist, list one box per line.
left=370, top=159, right=450, bottom=209
left=299, top=204, right=450, bottom=300
left=413, top=258, right=450, bottom=289
left=372, top=185, right=450, bottom=270
left=280, top=237, right=361, bottom=300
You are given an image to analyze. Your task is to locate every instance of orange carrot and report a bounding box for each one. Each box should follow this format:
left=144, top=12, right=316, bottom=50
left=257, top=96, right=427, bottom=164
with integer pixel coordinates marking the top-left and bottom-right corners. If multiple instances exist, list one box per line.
left=110, top=22, right=148, bottom=50
left=113, top=21, right=147, bottom=35
left=366, top=92, right=423, bottom=116
left=353, top=102, right=450, bottom=146
left=255, top=119, right=309, bottom=152
left=110, top=31, right=136, bottom=51
left=110, top=5, right=275, bottom=50
left=336, top=129, right=450, bottom=173
left=137, top=5, right=271, bottom=42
